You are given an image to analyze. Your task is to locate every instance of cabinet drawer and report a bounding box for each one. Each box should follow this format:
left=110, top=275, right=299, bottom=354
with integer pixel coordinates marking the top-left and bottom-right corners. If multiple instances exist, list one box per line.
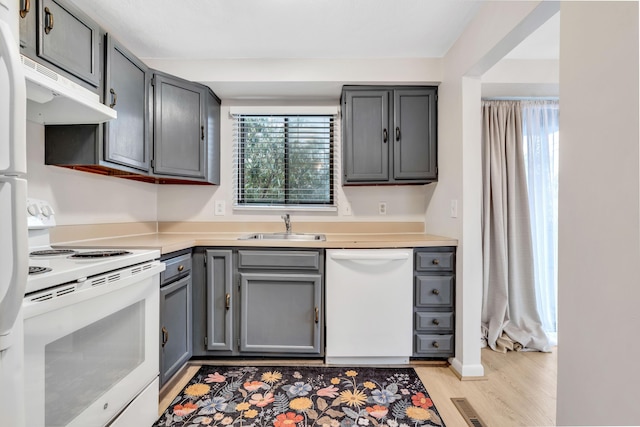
left=415, top=251, right=454, bottom=271
left=415, top=334, right=454, bottom=355
left=161, top=253, right=192, bottom=285
left=238, top=250, right=320, bottom=270
left=415, top=312, right=453, bottom=332
left=415, top=275, right=453, bottom=307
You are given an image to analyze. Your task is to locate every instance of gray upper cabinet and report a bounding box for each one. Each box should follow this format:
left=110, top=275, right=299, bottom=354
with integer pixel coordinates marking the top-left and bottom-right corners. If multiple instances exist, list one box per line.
left=342, top=86, right=438, bottom=185
left=38, top=0, right=100, bottom=86
left=343, top=90, right=390, bottom=182
left=19, top=0, right=101, bottom=91
left=393, top=89, right=437, bottom=181
left=104, top=35, right=150, bottom=172
left=152, top=72, right=207, bottom=180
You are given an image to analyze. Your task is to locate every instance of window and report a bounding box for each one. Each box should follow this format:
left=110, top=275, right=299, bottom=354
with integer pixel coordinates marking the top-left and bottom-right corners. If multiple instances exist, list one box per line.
left=233, top=115, right=335, bottom=207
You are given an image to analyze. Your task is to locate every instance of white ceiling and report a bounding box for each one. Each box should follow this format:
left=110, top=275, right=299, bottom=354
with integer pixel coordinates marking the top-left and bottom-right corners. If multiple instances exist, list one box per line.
left=70, top=0, right=559, bottom=99
left=72, top=0, right=483, bottom=59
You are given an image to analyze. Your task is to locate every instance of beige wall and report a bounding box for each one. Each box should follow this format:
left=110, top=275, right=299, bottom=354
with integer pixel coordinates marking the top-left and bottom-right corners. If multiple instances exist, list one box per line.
left=557, top=2, right=640, bottom=424
left=25, top=121, right=158, bottom=225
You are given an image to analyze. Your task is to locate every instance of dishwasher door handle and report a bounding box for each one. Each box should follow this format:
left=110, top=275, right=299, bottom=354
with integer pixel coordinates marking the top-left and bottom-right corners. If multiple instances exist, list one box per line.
left=329, top=251, right=410, bottom=261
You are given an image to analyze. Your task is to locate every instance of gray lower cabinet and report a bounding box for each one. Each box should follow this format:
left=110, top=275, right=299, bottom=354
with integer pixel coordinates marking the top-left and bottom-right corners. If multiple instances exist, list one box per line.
left=103, top=34, right=151, bottom=172
left=413, top=247, right=456, bottom=358
left=239, top=272, right=322, bottom=354
left=194, top=248, right=324, bottom=357
left=205, top=249, right=234, bottom=352
left=342, top=86, right=437, bottom=185
left=19, top=0, right=101, bottom=89
left=159, top=251, right=193, bottom=387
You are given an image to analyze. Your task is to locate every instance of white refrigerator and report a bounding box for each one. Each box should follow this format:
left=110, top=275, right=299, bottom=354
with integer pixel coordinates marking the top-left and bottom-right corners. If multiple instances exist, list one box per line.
left=0, top=0, right=28, bottom=425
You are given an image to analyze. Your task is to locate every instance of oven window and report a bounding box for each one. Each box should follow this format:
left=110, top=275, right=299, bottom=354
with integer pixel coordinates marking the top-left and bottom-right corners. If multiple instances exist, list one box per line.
left=45, top=301, right=145, bottom=426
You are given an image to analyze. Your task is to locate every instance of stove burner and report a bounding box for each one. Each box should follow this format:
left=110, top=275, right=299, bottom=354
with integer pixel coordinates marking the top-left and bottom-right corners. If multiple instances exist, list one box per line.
left=29, top=266, right=52, bottom=275
left=69, top=250, right=132, bottom=259
left=30, top=249, right=77, bottom=257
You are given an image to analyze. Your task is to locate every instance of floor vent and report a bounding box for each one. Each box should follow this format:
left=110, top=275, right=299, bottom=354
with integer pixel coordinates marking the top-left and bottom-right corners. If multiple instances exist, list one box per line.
left=451, top=397, right=487, bottom=427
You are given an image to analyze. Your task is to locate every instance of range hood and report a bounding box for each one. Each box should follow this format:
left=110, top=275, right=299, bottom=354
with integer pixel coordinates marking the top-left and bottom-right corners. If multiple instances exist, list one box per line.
left=21, top=54, right=116, bottom=124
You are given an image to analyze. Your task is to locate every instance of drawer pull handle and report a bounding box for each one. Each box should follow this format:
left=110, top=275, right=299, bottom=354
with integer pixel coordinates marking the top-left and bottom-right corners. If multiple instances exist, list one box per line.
left=432, top=259, right=440, bottom=265
left=177, top=265, right=184, bottom=272
left=20, top=0, right=30, bottom=18
left=432, top=319, right=440, bottom=326
left=432, top=341, right=440, bottom=348
left=314, top=307, right=319, bottom=324
left=432, top=289, right=440, bottom=295
left=44, top=7, right=54, bottom=34
left=109, top=88, right=117, bottom=108
left=225, top=293, right=230, bottom=310
left=161, top=326, right=169, bottom=347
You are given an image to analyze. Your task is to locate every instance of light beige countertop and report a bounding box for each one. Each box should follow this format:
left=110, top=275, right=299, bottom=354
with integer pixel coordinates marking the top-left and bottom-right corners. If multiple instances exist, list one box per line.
left=51, top=222, right=458, bottom=255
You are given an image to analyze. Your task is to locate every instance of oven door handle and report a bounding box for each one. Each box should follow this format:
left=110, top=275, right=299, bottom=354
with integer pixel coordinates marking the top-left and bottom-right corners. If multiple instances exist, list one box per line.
left=161, top=326, right=168, bottom=347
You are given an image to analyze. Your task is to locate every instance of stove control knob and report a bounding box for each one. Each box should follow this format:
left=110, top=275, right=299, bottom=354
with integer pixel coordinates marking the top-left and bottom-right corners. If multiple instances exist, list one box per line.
left=41, top=205, right=54, bottom=217
left=27, top=203, right=40, bottom=216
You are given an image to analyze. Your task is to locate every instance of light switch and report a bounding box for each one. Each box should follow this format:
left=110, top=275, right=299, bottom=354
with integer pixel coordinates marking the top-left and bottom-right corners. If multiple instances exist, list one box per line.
left=450, top=200, right=458, bottom=218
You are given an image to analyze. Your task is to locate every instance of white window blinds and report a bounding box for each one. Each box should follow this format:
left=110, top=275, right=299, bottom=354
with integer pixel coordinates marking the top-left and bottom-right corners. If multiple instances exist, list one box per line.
left=232, top=113, right=338, bottom=207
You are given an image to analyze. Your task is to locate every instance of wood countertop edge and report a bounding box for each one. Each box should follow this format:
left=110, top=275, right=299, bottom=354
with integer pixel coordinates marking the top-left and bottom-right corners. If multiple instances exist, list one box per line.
left=55, top=232, right=458, bottom=255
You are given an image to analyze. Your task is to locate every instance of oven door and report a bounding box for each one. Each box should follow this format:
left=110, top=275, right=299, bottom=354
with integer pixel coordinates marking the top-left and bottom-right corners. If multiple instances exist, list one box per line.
left=23, top=266, right=161, bottom=427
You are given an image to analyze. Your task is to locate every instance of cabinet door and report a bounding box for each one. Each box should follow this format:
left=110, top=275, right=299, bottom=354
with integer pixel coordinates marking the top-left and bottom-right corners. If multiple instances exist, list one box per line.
left=160, top=275, right=192, bottom=386
left=206, top=250, right=233, bottom=352
left=104, top=35, right=150, bottom=172
left=343, top=90, right=390, bottom=182
left=37, top=0, right=100, bottom=86
left=153, top=73, right=206, bottom=179
left=205, top=89, right=221, bottom=184
left=239, top=272, right=322, bottom=354
left=393, top=88, right=437, bottom=181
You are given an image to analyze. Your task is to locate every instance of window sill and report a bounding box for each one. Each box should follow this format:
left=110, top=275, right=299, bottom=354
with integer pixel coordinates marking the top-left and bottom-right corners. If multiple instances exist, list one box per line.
left=233, top=205, right=338, bottom=213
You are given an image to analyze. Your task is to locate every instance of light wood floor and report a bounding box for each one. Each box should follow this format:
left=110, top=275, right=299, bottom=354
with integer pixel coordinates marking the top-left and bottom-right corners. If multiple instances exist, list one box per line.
left=159, top=347, right=557, bottom=427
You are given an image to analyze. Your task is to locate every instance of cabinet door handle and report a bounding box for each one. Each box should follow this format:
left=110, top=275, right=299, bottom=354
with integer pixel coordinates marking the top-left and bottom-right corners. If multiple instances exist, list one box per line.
left=382, top=128, right=388, bottom=143
left=20, top=0, right=30, bottom=18
left=432, top=341, right=440, bottom=348
left=201, top=126, right=205, bottom=140
left=395, top=127, right=401, bottom=141
left=432, top=259, right=440, bottom=265
left=432, top=319, right=440, bottom=326
left=161, top=326, right=169, bottom=347
left=44, top=7, right=54, bottom=34
left=225, top=293, right=230, bottom=310
left=432, top=288, right=440, bottom=295
left=314, top=307, right=319, bottom=324
left=109, top=88, right=117, bottom=108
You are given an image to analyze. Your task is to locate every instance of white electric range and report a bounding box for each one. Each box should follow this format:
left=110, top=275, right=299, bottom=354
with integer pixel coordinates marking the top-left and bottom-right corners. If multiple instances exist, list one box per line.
left=23, top=198, right=164, bottom=427
left=26, top=198, right=161, bottom=295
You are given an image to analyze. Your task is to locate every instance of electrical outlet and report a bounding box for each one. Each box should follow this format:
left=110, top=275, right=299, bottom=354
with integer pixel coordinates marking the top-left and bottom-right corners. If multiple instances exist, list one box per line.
left=343, top=201, right=352, bottom=216
left=214, top=200, right=226, bottom=216
left=378, top=202, right=387, bottom=215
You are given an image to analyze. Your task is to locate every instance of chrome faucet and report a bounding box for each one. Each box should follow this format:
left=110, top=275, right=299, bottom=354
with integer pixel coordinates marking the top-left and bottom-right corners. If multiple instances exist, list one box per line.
left=282, top=214, right=291, bottom=234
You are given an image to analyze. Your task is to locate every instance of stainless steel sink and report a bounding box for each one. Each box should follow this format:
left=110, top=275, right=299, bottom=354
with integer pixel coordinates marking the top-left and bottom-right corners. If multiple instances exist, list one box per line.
left=238, top=232, right=326, bottom=242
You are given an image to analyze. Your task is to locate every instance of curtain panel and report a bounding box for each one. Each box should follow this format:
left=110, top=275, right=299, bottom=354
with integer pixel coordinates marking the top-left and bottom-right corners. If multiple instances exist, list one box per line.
left=481, top=100, right=551, bottom=352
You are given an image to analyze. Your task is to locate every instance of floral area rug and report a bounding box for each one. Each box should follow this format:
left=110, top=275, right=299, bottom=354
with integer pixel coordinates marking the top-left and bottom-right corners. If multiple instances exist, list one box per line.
left=154, top=365, right=445, bottom=427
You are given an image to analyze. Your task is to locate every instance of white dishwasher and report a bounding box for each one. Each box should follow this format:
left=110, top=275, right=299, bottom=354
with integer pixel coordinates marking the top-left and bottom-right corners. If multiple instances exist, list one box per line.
left=325, top=249, right=413, bottom=365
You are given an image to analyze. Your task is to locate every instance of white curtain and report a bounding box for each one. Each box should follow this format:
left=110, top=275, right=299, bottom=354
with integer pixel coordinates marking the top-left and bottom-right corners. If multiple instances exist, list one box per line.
left=481, top=100, right=551, bottom=352
left=522, top=100, right=559, bottom=345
